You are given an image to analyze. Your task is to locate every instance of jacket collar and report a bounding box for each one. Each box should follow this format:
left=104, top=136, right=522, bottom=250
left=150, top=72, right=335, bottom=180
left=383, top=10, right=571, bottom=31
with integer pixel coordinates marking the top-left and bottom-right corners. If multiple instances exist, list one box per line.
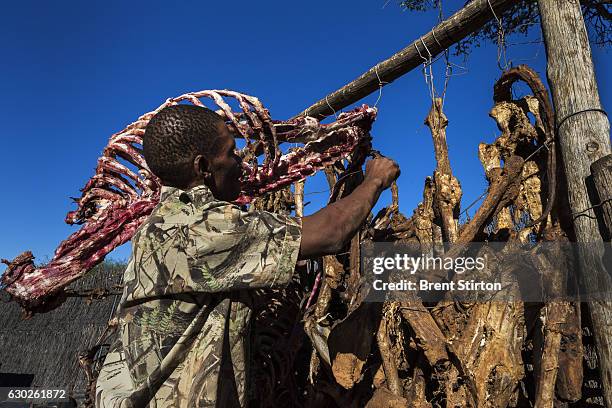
left=159, top=184, right=214, bottom=206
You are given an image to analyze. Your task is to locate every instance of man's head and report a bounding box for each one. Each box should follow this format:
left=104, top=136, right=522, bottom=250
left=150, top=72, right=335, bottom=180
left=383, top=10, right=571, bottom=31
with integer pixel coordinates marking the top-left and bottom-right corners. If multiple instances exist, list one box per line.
left=143, top=105, right=243, bottom=201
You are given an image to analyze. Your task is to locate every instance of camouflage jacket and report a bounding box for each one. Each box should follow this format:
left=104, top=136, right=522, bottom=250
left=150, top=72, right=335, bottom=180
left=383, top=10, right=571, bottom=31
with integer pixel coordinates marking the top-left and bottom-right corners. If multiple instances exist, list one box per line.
left=95, top=185, right=302, bottom=408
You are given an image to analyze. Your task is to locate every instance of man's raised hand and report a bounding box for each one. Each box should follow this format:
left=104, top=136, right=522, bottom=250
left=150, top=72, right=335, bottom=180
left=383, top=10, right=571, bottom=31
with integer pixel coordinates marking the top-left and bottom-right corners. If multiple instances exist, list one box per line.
left=365, top=156, right=400, bottom=190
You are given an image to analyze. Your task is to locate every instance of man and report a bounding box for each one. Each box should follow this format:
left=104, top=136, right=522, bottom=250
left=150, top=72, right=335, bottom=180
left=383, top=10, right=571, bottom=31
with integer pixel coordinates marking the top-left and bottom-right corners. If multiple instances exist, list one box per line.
left=95, top=104, right=399, bottom=407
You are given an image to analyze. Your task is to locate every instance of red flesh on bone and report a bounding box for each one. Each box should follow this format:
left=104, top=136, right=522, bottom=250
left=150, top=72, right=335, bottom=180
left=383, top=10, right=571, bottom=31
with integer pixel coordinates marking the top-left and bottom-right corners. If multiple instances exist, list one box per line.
left=1, top=90, right=375, bottom=313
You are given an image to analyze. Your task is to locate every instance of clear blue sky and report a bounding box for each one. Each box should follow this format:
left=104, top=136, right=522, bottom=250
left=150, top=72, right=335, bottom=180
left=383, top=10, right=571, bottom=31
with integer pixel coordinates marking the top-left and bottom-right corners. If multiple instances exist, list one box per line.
left=0, top=0, right=609, bottom=264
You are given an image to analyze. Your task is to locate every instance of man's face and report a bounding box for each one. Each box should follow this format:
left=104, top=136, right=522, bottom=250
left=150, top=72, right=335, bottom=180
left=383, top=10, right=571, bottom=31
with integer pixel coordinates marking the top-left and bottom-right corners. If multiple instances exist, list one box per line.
left=207, top=122, right=243, bottom=202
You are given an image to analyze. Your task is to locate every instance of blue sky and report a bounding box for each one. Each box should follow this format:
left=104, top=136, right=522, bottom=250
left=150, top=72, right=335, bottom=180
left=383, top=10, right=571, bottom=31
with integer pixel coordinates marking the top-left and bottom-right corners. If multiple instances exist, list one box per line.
left=0, top=0, right=609, bottom=264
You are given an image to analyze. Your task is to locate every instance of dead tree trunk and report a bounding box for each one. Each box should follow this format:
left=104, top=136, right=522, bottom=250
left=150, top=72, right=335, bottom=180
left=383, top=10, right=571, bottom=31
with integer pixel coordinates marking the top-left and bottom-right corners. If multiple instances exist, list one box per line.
left=538, top=0, right=612, bottom=404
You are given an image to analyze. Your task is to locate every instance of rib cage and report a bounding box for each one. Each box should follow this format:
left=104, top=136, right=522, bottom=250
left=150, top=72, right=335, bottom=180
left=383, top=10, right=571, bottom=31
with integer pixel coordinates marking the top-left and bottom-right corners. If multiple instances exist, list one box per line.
left=1, top=90, right=375, bottom=312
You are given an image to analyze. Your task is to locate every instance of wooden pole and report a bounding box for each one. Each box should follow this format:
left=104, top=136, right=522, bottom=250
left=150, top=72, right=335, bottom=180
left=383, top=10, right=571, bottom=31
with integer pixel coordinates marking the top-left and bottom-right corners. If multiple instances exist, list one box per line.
left=591, top=154, right=612, bottom=240
left=295, top=0, right=516, bottom=120
left=538, top=0, right=612, bottom=404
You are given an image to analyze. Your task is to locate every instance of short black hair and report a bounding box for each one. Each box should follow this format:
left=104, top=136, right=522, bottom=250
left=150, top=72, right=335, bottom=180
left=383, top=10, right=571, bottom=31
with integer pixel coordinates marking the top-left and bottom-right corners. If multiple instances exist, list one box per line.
left=143, top=104, right=224, bottom=188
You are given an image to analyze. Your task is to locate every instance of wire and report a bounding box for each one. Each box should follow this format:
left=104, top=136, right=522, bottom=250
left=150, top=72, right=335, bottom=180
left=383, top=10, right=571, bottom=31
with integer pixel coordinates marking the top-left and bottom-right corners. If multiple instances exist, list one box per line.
left=374, top=66, right=389, bottom=108
left=420, top=37, right=436, bottom=101
left=571, top=198, right=612, bottom=219
left=488, top=0, right=509, bottom=71
left=325, top=95, right=338, bottom=119
left=556, top=108, right=608, bottom=134
left=459, top=191, right=488, bottom=219
left=303, top=169, right=363, bottom=197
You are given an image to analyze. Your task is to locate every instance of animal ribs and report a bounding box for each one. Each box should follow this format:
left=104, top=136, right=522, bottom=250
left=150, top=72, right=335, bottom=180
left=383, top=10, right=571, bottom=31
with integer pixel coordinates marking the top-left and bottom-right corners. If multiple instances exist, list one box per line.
left=1, top=90, right=376, bottom=312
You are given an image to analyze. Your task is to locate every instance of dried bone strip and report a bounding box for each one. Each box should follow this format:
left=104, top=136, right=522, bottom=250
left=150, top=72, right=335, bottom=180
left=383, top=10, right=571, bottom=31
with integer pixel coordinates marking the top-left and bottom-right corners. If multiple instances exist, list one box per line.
left=347, top=232, right=361, bottom=307
left=456, top=155, right=525, bottom=245
left=424, top=99, right=461, bottom=244
left=530, top=244, right=568, bottom=406
left=484, top=96, right=546, bottom=237
left=423, top=100, right=469, bottom=404
left=529, top=231, right=582, bottom=405
left=328, top=302, right=381, bottom=390
left=423, top=156, right=526, bottom=289
left=478, top=142, right=502, bottom=180
left=448, top=300, right=525, bottom=406
left=377, top=303, right=402, bottom=397
left=535, top=304, right=573, bottom=406
left=424, top=98, right=452, bottom=175
left=294, top=180, right=304, bottom=217
left=305, top=164, right=344, bottom=378
left=405, top=365, right=433, bottom=408
left=414, top=177, right=436, bottom=248
left=432, top=247, right=526, bottom=405
left=1, top=89, right=375, bottom=312
left=367, top=152, right=400, bottom=233
left=398, top=301, right=449, bottom=368
left=433, top=170, right=461, bottom=242
left=517, top=161, right=543, bottom=223
left=555, top=302, right=583, bottom=402
left=493, top=65, right=556, bottom=228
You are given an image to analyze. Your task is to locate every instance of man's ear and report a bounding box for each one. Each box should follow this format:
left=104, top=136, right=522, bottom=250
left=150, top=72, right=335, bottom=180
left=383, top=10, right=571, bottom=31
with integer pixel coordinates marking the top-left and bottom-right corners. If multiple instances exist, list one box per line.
left=193, top=154, right=212, bottom=181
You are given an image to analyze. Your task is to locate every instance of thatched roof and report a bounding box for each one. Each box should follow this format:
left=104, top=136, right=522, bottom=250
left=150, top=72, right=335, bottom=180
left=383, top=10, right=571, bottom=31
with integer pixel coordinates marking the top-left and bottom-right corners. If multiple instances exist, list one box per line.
left=0, top=262, right=124, bottom=403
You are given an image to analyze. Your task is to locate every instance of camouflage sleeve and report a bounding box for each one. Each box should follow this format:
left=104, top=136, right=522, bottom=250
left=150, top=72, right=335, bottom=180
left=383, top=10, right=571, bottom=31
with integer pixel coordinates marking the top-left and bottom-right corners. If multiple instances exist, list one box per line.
left=183, top=204, right=302, bottom=293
